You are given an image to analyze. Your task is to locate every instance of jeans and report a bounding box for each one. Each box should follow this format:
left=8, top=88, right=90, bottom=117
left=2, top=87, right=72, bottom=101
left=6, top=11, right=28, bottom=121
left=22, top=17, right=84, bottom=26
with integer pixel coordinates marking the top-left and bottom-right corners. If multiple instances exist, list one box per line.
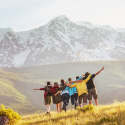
left=71, top=93, right=78, bottom=105
left=62, top=93, right=69, bottom=106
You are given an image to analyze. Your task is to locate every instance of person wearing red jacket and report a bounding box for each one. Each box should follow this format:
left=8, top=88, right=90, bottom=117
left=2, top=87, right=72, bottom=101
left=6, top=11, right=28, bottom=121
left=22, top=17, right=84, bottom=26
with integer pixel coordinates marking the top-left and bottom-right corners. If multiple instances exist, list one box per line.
left=33, top=81, right=55, bottom=115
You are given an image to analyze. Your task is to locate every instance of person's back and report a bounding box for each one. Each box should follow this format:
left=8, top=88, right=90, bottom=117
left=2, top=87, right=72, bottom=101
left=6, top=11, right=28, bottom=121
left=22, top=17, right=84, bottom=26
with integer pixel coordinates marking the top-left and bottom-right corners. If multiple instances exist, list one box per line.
left=83, top=74, right=96, bottom=91
left=60, top=79, right=69, bottom=112
left=67, top=74, right=91, bottom=107
left=83, top=67, right=104, bottom=106
left=70, top=75, right=91, bottom=97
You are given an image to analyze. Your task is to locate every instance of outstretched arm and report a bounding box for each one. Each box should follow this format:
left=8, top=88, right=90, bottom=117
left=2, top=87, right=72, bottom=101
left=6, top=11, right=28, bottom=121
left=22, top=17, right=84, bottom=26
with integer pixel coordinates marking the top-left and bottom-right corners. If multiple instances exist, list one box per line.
left=65, top=82, right=72, bottom=86
left=33, top=88, right=45, bottom=91
left=69, top=79, right=83, bottom=83
left=95, top=66, right=104, bottom=76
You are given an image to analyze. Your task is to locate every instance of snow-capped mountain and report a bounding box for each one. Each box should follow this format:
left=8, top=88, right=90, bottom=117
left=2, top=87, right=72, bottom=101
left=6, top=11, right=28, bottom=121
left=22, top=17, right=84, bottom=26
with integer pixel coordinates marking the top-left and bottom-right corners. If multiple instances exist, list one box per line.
left=75, top=21, right=115, bottom=32
left=0, top=15, right=125, bottom=67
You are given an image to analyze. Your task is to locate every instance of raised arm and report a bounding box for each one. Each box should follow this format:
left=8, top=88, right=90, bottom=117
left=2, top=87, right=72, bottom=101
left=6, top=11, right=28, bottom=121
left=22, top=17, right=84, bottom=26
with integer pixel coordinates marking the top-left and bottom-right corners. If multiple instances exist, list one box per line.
left=95, top=66, right=104, bottom=76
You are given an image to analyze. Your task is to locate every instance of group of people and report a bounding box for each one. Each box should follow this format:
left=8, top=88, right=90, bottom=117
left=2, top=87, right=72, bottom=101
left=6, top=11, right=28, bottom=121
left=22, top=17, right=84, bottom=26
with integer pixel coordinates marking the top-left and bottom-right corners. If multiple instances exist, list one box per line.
left=33, top=66, right=104, bottom=114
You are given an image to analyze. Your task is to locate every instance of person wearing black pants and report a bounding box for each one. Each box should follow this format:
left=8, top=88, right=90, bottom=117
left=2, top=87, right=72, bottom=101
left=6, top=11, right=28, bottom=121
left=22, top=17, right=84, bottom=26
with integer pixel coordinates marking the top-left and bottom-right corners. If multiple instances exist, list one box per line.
left=60, top=79, right=69, bottom=112
left=71, top=92, right=78, bottom=109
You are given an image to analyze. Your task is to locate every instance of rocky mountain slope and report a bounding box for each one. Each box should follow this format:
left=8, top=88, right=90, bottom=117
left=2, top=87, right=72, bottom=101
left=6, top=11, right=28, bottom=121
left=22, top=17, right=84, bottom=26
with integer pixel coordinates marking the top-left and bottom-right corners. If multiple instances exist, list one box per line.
left=0, top=15, right=125, bottom=67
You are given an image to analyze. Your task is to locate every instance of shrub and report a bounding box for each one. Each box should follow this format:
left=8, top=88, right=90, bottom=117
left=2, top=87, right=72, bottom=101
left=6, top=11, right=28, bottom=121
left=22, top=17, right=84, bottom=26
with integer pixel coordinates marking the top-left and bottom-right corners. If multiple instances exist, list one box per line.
left=99, top=117, right=111, bottom=123
left=76, top=104, right=95, bottom=112
left=0, top=104, right=21, bottom=124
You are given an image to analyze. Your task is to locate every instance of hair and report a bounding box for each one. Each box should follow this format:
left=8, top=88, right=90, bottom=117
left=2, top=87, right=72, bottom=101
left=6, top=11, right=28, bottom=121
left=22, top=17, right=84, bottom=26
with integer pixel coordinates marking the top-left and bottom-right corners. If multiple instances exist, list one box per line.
left=54, top=82, right=58, bottom=86
left=60, top=79, right=65, bottom=86
left=68, top=78, right=72, bottom=81
left=47, top=81, right=51, bottom=86
left=85, top=72, right=90, bottom=76
left=76, top=76, right=79, bottom=79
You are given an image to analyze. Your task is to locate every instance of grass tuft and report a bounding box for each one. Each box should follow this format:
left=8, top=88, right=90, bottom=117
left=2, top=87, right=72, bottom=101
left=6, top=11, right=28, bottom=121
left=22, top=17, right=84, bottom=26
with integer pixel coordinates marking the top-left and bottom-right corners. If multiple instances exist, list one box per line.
left=76, top=104, right=95, bottom=112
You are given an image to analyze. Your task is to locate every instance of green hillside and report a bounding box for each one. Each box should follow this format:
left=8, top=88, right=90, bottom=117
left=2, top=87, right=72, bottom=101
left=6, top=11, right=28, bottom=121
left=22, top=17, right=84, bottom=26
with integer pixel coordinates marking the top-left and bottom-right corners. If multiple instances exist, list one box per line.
left=0, top=60, right=125, bottom=114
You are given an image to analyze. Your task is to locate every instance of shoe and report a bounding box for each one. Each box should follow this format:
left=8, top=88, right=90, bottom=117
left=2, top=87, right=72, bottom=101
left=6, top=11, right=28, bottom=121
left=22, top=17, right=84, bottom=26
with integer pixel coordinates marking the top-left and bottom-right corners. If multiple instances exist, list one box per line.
left=45, top=112, right=51, bottom=115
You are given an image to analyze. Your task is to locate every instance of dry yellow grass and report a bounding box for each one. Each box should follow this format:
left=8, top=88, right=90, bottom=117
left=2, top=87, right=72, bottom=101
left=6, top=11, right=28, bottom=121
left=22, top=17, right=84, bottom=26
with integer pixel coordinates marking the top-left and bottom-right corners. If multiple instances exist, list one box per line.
left=13, top=101, right=125, bottom=125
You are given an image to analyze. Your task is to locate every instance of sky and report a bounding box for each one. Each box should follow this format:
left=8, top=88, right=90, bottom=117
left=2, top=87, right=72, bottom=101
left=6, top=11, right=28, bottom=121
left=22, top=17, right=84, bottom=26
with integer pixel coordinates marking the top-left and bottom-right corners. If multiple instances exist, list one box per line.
left=0, top=0, right=125, bottom=31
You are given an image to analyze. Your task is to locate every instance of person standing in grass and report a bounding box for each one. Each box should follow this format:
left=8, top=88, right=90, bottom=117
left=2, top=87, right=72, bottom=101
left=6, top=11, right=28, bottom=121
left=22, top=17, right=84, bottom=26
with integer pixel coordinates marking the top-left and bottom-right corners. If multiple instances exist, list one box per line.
left=45, top=82, right=65, bottom=113
left=68, top=75, right=85, bottom=109
left=65, top=74, right=91, bottom=107
left=72, top=75, right=85, bottom=109
left=60, top=79, right=70, bottom=112
left=33, top=81, right=53, bottom=115
left=82, top=66, right=104, bottom=106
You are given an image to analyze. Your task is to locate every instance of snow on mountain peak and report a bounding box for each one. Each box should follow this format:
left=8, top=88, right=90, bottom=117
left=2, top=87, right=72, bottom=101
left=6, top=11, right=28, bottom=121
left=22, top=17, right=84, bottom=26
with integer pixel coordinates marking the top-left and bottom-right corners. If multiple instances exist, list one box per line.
left=76, top=21, right=115, bottom=32
left=0, top=27, right=16, bottom=35
left=0, top=15, right=125, bottom=67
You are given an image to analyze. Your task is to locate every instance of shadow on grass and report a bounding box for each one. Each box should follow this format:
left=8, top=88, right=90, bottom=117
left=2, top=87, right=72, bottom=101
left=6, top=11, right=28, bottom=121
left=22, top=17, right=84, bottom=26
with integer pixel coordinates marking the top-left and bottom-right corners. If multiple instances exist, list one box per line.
left=25, top=113, right=79, bottom=124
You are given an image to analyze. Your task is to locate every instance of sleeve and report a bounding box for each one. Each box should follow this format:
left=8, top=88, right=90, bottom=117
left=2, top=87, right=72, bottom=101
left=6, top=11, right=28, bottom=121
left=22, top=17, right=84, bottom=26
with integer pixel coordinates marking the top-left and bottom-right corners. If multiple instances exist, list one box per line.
left=39, top=88, right=45, bottom=90
left=70, top=83, right=76, bottom=88
left=45, top=86, right=51, bottom=92
left=91, top=74, right=95, bottom=79
left=84, top=74, right=91, bottom=83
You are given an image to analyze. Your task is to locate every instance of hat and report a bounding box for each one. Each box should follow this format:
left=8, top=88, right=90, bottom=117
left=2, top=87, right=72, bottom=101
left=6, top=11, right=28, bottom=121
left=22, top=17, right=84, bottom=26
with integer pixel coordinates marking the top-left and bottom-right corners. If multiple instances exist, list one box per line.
left=85, top=72, right=90, bottom=76
left=54, top=82, right=58, bottom=86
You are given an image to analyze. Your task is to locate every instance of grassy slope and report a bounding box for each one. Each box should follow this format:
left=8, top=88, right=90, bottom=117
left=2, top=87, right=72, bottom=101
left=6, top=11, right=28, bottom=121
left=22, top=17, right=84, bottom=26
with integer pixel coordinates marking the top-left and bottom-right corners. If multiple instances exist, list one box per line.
left=15, top=101, right=125, bottom=125
left=1, top=60, right=125, bottom=114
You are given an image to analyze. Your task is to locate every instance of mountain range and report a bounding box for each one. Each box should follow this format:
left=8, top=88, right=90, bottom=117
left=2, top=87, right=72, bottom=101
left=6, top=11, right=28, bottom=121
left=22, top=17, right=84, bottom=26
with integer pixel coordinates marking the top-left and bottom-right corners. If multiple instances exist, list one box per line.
left=0, top=15, right=125, bottom=67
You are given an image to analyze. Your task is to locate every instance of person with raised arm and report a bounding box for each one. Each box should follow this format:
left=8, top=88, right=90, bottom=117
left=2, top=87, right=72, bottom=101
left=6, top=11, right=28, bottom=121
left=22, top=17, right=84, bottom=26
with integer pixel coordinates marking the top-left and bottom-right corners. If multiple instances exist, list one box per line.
left=82, top=66, right=104, bottom=106
left=65, top=74, right=91, bottom=107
